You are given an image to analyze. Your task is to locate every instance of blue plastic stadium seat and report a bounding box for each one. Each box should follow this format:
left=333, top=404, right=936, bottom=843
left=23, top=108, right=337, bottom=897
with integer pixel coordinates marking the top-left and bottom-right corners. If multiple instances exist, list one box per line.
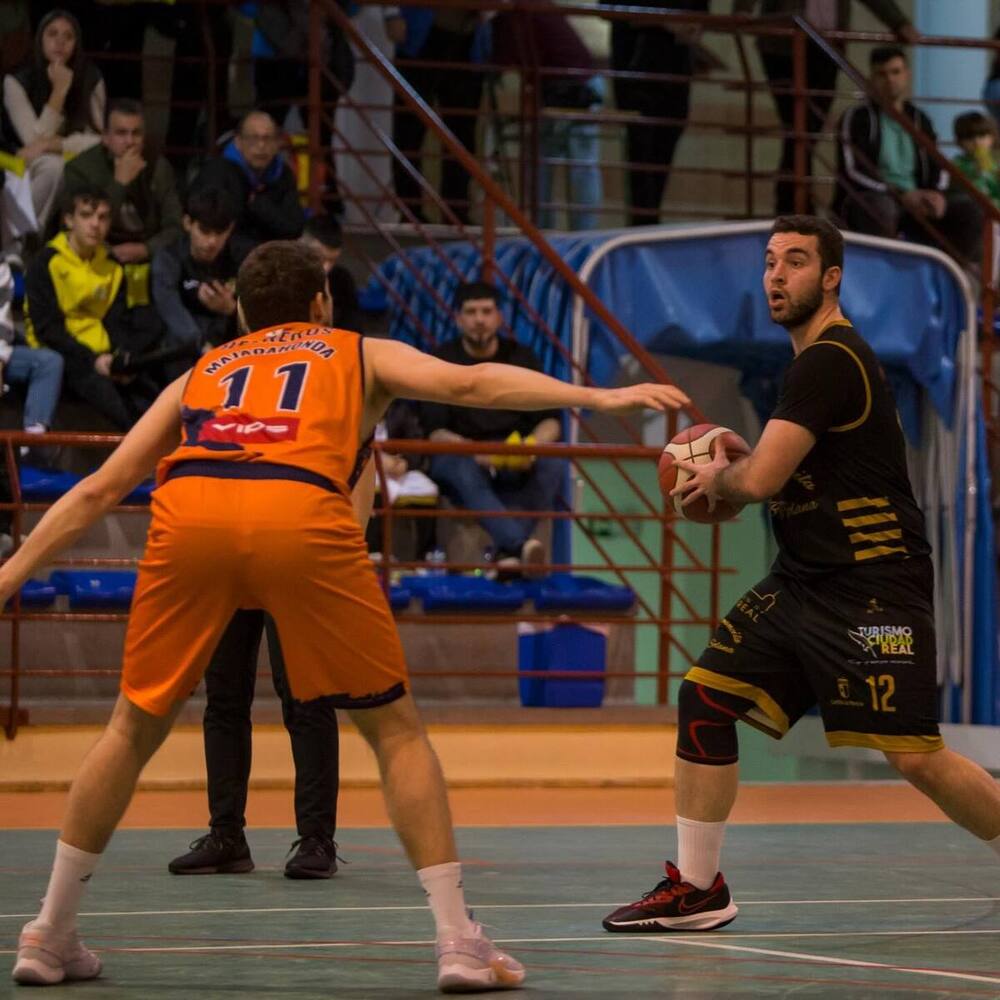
left=19, top=466, right=83, bottom=502
left=49, top=570, right=137, bottom=609
left=399, top=574, right=527, bottom=612
left=525, top=573, right=636, bottom=611
left=4, top=579, right=58, bottom=609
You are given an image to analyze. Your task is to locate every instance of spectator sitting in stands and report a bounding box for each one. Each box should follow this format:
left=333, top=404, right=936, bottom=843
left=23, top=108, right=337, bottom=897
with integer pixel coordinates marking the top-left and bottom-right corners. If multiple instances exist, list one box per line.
left=835, top=47, right=981, bottom=265
left=61, top=97, right=182, bottom=307
left=188, top=110, right=304, bottom=260
left=421, top=281, right=564, bottom=576
left=299, top=213, right=362, bottom=332
left=0, top=255, right=63, bottom=460
left=152, top=186, right=240, bottom=356
left=2, top=9, right=104, bottom=252
left=24, top=187, right=160, bottom=429
left=952, top=111, right=1000, bottom=209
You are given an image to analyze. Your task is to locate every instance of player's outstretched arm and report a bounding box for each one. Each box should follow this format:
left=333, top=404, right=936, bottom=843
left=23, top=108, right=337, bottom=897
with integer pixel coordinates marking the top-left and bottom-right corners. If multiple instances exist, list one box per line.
left=0, top=375, right=188, bottom=603
left=365, top=339, right=690, bottom=414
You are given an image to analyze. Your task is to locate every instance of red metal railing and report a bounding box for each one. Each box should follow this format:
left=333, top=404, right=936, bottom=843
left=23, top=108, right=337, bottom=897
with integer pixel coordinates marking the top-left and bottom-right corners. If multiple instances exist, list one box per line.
left=0, top=432, right=732, bottom=738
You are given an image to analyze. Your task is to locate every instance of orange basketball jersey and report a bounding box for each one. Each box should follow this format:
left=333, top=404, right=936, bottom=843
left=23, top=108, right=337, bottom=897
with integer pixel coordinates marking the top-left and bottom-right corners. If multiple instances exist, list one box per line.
left=159, top=322, right=368, bottom=493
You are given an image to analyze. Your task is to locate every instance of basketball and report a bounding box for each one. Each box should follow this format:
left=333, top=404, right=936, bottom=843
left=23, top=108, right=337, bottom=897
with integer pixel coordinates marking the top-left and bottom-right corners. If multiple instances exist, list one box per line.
left=658, top=423, right=752, bottom=523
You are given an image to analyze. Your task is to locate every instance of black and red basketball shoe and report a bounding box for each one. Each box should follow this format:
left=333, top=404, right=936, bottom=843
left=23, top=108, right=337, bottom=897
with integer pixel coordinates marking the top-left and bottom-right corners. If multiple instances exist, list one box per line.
left=602, top=861, right=738, bottom=932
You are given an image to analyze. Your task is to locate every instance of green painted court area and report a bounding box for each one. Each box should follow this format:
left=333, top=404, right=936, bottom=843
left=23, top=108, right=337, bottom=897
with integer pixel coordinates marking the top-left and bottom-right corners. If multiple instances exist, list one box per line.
left=1, top=824, right=999, bottom=998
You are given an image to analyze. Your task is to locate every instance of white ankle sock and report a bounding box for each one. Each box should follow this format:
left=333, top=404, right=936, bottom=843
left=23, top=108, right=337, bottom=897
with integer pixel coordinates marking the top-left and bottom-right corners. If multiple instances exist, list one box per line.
left=36, top=840, right=101, bottom=934
left=676, top=815, right=726, bottom=890
left=417, top=861, right=475, bottom=938
left=987, top=831, right=1000, bottom=859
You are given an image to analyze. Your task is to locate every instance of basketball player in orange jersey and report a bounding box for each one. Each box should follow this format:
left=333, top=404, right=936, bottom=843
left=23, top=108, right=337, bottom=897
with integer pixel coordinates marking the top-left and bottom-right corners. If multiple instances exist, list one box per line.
left=603, top=215, right=1000, bottom=936
left=3, top=240, right=689, bottom=992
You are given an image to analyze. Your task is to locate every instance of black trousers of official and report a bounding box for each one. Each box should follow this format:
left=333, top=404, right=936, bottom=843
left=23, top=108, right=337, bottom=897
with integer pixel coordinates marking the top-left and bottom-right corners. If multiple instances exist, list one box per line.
left=204, top=609, right=340, bottom=840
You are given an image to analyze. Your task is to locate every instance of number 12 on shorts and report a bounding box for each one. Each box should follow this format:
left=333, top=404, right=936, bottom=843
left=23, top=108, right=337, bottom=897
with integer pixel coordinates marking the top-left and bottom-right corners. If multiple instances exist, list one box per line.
left=866, top=674, right=896, bottom=712
left=219, top=362, right=311, bottom=411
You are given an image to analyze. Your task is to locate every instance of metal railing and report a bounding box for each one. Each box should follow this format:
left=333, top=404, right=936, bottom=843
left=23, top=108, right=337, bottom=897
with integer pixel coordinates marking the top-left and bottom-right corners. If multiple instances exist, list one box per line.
left=0, top=432, right=733, bottom=739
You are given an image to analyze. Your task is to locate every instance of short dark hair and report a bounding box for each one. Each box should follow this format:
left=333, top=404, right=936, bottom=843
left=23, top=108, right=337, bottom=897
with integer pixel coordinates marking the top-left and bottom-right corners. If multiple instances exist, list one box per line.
left=104, top=97, right=144, bottom=130
left=236, top=240, right=327, bottom=330
left=237, top=108, right=278, bottom=135
left=454, top=281, right=500, bottom=310
left=954, top=110, right=995, bottom=144
left=870, top=46, right=907, bottom=68
left=184, top=186, right=237, bottom=232
left=303, top=213, right=343, bottom=249
left=60, top=185, right=110, bottom=218
left=770, top=214, right=844, bottom=280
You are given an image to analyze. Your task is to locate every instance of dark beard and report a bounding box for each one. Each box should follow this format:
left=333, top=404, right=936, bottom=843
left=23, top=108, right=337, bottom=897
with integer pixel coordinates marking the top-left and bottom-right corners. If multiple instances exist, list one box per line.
left=777, top=284, right=824, bottom=330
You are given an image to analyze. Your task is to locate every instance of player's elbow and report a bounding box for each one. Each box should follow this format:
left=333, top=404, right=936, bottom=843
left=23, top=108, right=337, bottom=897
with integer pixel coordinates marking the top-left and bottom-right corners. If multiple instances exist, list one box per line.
left=77, top=472, right=129, bottom=511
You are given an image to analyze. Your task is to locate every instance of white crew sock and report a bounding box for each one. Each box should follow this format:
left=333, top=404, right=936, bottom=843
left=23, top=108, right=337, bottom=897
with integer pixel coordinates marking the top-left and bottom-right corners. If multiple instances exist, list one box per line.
left=988, top=831, right=1000, bottom=859
left=417, top=861, right=475, bottom=938
left=35, top=840, right=101, bottom=934
left=676, top=815, right=726, bottom=890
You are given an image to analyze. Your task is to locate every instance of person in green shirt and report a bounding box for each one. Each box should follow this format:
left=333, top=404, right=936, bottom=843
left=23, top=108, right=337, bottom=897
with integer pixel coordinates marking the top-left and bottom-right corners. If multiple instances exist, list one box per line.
left=835, top=47, right=982, bottom=265
left=952, top=111, right=1000, bottom=209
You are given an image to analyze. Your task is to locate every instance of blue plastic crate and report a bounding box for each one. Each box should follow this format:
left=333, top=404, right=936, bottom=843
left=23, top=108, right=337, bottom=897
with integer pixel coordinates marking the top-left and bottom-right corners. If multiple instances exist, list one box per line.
left=525, top=573, right=636, bottom=612
left=4, top=579, right=58, bottom=609
left=49, top=571, right=137, bottom=609
left=19, top=466, right=83, bottom=501
left=518, top=623, right=606, bottom=708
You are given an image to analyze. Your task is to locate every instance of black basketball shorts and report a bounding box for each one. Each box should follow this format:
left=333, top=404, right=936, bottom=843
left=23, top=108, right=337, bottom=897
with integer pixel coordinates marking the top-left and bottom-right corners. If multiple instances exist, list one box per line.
left=688, top=557, right=943, bottom=753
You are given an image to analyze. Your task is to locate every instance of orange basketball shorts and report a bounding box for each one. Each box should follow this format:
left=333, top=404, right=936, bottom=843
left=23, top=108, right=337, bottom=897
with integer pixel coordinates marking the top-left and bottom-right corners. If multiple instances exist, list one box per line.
left=120, top=474, right=408, bottom=716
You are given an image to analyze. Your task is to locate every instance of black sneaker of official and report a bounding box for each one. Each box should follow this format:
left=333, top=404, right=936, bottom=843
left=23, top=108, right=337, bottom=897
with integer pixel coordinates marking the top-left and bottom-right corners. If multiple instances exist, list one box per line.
left=602, top=861, right=738, bottom=932
left=284, top=835, right=339, bottom=879
left=167, top=829, right=254, bottom=875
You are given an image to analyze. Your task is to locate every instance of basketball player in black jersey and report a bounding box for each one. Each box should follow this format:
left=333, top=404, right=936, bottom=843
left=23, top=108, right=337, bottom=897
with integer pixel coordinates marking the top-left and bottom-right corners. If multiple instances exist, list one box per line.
left=603, top=215, right=1000, bottom=933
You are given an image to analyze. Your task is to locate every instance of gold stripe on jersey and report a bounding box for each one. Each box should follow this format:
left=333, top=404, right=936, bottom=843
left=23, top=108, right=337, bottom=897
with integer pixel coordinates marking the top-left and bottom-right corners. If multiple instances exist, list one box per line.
left=836, top=496, right=891, bottom=512
left=853, top=544, right=908, bottom=562
left=841, top=512, right=898, bottom=528
left=800, top=340, right=872, bottom=432
left=847, top=528, right=904, bottom=545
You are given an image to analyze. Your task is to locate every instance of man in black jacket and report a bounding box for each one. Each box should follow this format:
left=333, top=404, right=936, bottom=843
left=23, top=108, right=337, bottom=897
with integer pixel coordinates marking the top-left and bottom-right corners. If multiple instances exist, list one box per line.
left=151, top=186, right=242, bottom=355
left=835, top=47, right=981, bottom=263
left=188, top=110, right=305, bottom=260
left=734, top=0, right=918, bottom=215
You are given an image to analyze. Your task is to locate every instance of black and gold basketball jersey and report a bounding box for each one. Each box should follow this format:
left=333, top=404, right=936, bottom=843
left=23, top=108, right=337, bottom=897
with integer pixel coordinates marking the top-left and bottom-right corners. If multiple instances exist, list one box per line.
left=767, top=321, right=931, bottom=578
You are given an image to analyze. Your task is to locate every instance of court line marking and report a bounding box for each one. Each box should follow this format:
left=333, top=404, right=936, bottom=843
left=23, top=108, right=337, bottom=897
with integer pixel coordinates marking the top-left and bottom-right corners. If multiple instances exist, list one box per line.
left=2, top=896, right=1000, bottom=920
left=644, top=936, right=1000, bottom=988
left=6, top=929, right=1000, bottom=948
left=3, top=931, right=1000, bottom=987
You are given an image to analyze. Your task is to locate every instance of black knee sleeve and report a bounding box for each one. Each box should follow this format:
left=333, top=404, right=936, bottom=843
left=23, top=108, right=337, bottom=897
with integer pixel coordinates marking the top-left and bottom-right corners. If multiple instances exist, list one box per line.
left=676, top=679, right=749, bottom=766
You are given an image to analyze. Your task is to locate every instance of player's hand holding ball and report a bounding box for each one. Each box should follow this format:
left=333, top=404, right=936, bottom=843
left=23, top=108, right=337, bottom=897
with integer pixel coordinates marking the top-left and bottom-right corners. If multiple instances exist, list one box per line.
left=659, top=423, right=751, bottom=523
